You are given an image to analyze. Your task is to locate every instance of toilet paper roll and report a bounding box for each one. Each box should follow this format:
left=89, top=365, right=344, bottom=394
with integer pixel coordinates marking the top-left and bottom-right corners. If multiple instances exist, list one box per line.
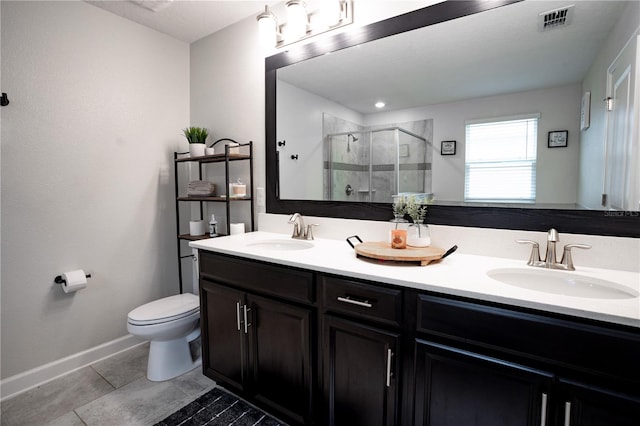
left=230, top=223, right=245, bottom=235
left=189, top=220, right=206, bottom=236
left=62, top=269, right=87, bottom=293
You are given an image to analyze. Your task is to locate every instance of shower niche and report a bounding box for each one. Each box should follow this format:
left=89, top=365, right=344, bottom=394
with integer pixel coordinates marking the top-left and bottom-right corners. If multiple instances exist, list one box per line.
left=323, top=114, right=433, bottom=203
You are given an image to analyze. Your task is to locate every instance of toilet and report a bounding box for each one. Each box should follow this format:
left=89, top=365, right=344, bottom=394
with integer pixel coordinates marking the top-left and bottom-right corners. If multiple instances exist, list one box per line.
left=127, top=293, right=201, bottom=381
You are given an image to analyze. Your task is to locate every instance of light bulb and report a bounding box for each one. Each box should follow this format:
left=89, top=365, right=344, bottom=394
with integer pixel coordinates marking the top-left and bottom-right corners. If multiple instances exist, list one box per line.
left=257, top=6, right=278, bottom=48
left=286, top=0, right=309, bottom=39
left=320, top=0, right=343, bottom=27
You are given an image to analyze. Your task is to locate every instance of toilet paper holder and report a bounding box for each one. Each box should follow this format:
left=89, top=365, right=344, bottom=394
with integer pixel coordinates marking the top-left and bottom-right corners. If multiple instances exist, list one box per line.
left=55, top=272, right=91, bottom=285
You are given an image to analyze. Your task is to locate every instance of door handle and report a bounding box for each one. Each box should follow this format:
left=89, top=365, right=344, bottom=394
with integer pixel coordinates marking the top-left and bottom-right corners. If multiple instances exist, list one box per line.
left=386, top=348, right=393, bottom=387
left=236, top=302, right=242, bottom=331
left=563, top=401, right=571, bottom=426
left=337, top=296, right=372, bottom=308
left=243, top=305, right=252, bottom=334
left=540, top=393, right=548, bottom=426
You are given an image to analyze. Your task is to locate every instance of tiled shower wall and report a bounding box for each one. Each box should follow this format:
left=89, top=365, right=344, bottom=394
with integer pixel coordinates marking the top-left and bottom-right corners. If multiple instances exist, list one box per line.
left=323, top=114, right=433, bottom=203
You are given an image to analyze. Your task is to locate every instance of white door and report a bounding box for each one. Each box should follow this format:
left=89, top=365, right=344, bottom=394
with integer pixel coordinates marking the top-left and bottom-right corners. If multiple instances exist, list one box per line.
left=604, top=35, right=638, bottom=211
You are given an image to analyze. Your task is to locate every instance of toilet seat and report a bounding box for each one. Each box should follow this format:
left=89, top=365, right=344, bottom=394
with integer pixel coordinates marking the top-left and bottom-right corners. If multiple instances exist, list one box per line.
left=128, top=293, right=199, bottom=326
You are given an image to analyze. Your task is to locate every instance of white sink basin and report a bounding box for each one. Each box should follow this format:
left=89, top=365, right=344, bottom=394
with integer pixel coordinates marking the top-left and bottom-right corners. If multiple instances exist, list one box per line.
left=246, top=239, right=314, bottom=251
left=487, top=268, right=639, bottom=299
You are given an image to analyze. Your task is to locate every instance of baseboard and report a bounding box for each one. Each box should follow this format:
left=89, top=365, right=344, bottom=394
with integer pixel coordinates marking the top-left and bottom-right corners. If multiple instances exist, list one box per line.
left=0, top=334, right=146, bottom=401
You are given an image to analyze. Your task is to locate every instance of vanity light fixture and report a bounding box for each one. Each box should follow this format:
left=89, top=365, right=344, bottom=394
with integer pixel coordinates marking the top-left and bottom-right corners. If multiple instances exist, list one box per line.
left=257, top=0, right=353, bottom=49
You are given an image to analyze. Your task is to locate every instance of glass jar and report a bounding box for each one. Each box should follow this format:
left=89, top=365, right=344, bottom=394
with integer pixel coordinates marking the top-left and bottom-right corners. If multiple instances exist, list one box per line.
left=407, top=220, right=431, bottom=247
left=388, top=215, right=409, bottom=244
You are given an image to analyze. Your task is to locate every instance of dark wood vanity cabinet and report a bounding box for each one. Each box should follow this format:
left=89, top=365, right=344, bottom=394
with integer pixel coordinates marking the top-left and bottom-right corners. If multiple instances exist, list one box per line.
left=555, top=380, right=640, bottom=426
left=199, top=251, right=315, bottom=425
left=199, top=251, right=640, bottom=426
left=413, top=339, right=553, bottom=425
left=414, top=293, right=640, bottom=426
left=320, top=275, right=402, bottom=426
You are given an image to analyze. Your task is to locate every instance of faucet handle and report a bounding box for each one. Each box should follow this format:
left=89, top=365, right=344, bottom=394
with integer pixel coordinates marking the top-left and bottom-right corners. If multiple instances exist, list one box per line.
left=560, top=244, right=591, bottom=271
left=516, top=240, right=541, bottom=266
left=305, top=224, right=319, bottom=240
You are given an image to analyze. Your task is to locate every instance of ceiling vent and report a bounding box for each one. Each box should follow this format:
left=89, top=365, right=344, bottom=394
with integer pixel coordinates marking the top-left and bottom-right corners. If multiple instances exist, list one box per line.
left=130, top=0, right=174, bottom=13
left=538, top=4, right=574, bottom=31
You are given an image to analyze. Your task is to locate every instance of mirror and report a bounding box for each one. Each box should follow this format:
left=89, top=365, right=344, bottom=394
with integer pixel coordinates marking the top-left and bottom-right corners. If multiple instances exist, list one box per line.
left=266, top=0, right=639, bottom=237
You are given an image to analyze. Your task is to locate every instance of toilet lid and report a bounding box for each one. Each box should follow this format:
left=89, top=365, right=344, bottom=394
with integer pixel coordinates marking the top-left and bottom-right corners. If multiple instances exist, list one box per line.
left=128, top=293, right=199, bottom=325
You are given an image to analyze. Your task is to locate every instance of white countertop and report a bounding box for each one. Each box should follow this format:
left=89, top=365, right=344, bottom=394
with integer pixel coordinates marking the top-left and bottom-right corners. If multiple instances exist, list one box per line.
left=191, top=231, right=640, bottom=328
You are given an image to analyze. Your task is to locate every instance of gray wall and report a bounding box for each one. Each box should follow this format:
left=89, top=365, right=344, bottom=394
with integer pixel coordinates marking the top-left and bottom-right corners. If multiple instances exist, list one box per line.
left=1, top=1, right=189, bottom=379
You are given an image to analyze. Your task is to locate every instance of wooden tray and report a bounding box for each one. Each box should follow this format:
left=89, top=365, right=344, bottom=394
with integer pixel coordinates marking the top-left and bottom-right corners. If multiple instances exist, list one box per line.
left=354, top=241, right=447, bottom=266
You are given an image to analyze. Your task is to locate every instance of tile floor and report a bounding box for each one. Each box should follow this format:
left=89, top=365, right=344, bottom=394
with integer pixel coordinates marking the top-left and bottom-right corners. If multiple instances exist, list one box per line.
left=0, top=342, right=216, bottom=426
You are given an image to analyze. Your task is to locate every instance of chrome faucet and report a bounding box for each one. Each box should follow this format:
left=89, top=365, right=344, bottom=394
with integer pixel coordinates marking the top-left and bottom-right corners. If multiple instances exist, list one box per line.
left=288, top=213, right=318, bottom=240
left=545, top=228, right=559, bottom=268
left=517, top=228, right=591, bottom=271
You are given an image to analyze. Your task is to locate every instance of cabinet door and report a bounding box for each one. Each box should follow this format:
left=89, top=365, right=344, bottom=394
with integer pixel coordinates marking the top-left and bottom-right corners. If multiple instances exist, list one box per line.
left=323, top=315, right=400, bottom=426
left=414, top=339, right=552, bottom=426
left=247, top=294, right=314, bottom=425
left=200, top=280, right=247, bottom=393
left=557, top=380, right=640, bottom=426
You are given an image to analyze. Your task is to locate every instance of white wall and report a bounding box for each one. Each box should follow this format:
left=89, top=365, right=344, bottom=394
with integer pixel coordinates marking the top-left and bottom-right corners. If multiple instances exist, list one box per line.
left=189, top=14, right=264, bottom=233
left=0, top=1, right=189, bottom=380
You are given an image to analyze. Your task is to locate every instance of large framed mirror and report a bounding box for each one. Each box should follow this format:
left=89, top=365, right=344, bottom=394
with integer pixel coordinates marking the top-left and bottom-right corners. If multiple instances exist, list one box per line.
left=266, top=0, right=639, bottom=237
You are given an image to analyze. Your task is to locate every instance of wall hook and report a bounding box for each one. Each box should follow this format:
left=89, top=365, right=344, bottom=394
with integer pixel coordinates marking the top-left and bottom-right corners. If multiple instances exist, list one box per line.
left=1, top=93, right=9, bottom=107
left=291, top=154, right=299, bottom=160
left=278, top=140, right=286, bottom=147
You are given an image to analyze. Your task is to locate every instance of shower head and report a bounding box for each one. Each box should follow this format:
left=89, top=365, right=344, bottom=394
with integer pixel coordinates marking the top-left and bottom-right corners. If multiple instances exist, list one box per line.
left=347, top=133, right=358, bottom=153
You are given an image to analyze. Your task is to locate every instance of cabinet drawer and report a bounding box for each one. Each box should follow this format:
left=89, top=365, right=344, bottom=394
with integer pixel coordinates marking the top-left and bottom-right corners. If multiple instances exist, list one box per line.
left=199, top=251, right=314, bottom=304
left=417, top=294, right=640, bottom=385
left=321, top=275, right=402, bottom=326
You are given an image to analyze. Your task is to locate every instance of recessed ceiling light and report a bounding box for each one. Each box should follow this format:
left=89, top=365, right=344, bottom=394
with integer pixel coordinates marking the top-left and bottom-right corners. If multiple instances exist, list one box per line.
left=375, top=101, right=386, bottom=108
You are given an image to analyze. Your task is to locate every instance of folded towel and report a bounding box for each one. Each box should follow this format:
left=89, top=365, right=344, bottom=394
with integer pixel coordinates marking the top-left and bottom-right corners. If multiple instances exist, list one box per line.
left=187, top=180, right=216, bottom=196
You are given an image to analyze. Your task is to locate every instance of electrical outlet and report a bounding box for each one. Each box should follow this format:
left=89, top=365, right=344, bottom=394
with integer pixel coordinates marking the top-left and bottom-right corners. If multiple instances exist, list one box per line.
left=257, top=187, right=266, bottom=208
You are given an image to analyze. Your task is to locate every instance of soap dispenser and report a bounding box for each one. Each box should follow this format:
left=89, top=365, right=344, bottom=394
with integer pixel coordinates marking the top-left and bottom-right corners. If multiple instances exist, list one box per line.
left=209, top=214, right=218, bottom=237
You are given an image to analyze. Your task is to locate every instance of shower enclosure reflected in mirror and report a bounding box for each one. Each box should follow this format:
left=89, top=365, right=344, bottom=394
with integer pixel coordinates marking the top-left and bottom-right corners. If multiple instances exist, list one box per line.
left=325, top=125, right=431, bottom=203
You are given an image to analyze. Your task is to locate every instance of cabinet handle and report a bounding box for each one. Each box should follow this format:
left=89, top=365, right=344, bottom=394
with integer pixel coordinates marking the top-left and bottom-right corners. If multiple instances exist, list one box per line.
left=563, top=401, right=571, bottom=426
left=236, top=302, right=242, bottom=331
left=386, top=348, right=393, bottom=387
left=540, top=393, right=548, bottom=426
left=337, top=296, right=372, bottom=308
left=243, top=305, right=251, bottom=334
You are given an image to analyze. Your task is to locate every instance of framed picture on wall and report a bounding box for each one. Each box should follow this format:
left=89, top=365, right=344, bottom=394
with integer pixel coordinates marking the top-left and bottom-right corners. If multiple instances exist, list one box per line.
left=441, top=140, right=456, bottom=155
left=548, top=130, right=568, bottom=148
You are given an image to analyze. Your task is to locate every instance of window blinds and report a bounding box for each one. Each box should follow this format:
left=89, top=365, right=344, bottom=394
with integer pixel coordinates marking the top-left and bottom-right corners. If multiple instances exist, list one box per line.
left=464, top=115, right=538, bottom=203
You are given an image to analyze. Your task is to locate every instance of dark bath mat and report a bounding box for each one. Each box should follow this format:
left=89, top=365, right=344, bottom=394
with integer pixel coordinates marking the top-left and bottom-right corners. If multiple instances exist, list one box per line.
left=154, top=386, right=286, bottom=426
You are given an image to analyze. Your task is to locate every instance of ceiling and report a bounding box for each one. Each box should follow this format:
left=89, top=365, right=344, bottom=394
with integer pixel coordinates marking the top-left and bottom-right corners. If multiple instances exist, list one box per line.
left=278, top=0, right=628, bottom=114
left=87, top=0, right=276, bottom=43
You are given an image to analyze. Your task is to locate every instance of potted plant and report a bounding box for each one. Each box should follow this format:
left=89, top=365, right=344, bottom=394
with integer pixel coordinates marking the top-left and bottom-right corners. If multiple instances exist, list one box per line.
left=182, top=126, right=209, bottom=157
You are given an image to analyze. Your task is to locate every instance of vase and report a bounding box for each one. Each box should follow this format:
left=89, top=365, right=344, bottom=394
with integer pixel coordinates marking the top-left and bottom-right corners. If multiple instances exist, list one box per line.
left=189, top=143, right=206, bottom=157
left=408, top=220, right=431, bottom=247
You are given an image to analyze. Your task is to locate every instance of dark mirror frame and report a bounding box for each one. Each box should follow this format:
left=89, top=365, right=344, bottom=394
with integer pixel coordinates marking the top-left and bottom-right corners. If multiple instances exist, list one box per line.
left=265, top=0, right=639, bottom=238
